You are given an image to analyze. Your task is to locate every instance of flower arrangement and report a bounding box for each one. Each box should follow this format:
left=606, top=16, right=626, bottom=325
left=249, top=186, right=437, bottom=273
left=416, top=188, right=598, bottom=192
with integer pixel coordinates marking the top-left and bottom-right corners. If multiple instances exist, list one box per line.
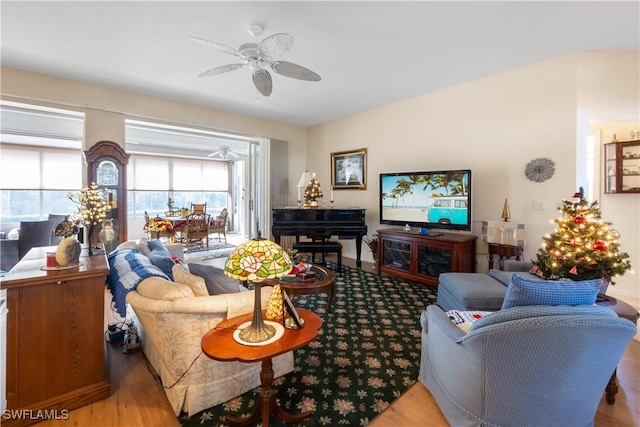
left=167, top=197, right=174, bottom=210
left=364, top=234, right=379, bottom=262
left=67, top=182, right=111, bottom=227
left=144, top=217, right=173, bottom=233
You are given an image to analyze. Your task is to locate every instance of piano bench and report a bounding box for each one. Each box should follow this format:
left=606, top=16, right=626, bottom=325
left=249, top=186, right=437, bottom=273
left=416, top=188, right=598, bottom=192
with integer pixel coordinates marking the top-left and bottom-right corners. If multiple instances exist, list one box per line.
left=293, top=241, right=342, bottom=273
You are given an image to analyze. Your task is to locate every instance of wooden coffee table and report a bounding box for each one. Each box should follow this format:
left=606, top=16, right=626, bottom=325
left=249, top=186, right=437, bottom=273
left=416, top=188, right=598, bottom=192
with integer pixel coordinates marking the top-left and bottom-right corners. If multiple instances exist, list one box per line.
left=265, top=264, right=336, bottom=312
left=201, top=308, right=323, bottom=426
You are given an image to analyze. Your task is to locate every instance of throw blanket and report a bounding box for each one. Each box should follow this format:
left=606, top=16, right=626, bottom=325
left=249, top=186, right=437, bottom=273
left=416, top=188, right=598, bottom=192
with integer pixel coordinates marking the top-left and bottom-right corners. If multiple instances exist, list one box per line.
left=107, top=248, right=169, bottom=316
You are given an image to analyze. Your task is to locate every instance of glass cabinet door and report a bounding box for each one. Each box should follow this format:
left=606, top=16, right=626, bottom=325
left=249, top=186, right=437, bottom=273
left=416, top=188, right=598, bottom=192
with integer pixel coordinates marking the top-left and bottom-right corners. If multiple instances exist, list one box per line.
left=382, top=239, right=411, bottom=272
left=417, top=244, right=453, bottom=278
left=604, top=140, right=640, bottom=194
left=620, top=143, right=640, bottom=192
left=604, top=143, right=617, bottom=194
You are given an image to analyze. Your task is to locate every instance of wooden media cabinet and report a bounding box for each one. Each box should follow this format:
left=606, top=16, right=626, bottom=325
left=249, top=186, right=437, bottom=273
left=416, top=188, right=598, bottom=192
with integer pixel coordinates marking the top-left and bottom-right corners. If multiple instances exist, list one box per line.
left=377, top=228, right=476, bottom=286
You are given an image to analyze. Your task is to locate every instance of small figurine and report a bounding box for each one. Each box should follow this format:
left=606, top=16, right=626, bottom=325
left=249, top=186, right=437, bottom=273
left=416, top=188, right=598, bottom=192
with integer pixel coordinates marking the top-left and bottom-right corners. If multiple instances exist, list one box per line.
left=501, top=199, right=511, bottom=222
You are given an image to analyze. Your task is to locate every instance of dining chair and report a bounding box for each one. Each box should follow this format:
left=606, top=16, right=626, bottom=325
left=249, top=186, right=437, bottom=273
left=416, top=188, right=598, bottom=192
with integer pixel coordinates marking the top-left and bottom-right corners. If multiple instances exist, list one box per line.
left=181, top=212, right=210, bottom=249
left=18, top=219, right=58, bottom=259
left=209, top=208, right=228, bottom=244
left=165, top=208, right=181, bottom=217
left=190, top=202, right=207, bottom=214
left=143, top=211, right=151, bottom=238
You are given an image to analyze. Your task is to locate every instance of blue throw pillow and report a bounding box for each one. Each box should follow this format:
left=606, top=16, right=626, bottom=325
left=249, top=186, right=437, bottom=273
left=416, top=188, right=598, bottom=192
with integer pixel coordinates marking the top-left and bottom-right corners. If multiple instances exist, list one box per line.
left=501, top=274, right=602, bottom=310
left=148, top=243, right=175, bottom=280
left=147, top=239, right=168, bottom=253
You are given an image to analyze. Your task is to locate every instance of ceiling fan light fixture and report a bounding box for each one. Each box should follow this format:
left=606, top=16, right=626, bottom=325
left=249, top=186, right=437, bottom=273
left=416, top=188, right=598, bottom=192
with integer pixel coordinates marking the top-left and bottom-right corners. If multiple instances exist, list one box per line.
left=252, top=69, right=273, bottom=97
left=192, top=28, right=320, bottom=97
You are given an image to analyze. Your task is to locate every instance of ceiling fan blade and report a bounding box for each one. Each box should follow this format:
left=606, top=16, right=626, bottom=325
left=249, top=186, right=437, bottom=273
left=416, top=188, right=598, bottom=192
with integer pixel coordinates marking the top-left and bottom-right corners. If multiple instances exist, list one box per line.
left=190, top=36, right=242, bottom=58
left=252, top=69, right=273, bottom=97
left=271, top=61, right=321, bottom=81
left=258, top=33, right=293, bottom=60
left=197, top=63, right=245, bottom=78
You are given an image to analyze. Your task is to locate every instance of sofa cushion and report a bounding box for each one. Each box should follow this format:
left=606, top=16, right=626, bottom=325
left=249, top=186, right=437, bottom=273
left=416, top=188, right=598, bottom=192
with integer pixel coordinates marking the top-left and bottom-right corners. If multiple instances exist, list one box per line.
left=172, top=264, right=208, bottom=297
left=147, top=240, right=175, bottom=279
left=137, top=276, right=195, bottom=300
left=438, top=273, right=508, bottom=311
left=489, top=269, right=542, bottom=286
left=149, top=249, right=175, bottom=280
left=188, top=263, right=246, bottom=295
left=7, top=228, right=19, bottom=240
left=137, top=237, right=152, bottom=257
left=501, top=274, right=602, bottom=310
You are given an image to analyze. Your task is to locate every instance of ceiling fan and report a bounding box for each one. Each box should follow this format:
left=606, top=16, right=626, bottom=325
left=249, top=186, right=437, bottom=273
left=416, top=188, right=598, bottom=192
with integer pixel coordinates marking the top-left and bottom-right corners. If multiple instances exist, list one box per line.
left=208, top=145, right=240, bottom=160
left=191, top=24, right=321, bottom=97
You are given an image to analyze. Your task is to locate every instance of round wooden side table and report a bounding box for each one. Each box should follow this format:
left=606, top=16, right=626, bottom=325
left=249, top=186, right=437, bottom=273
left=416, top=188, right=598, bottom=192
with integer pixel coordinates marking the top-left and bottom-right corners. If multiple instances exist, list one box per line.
left=201, top=308, right=323, bottom=426
left=264, top=264, right=336, bottom=312
left=596, top=294, right=639, bottom=404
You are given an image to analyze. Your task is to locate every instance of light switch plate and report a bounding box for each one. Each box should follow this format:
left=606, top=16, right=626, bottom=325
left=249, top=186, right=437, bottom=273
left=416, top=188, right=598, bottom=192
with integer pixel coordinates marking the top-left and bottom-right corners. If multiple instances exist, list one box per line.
left=532, top=200, right=546, bottom=211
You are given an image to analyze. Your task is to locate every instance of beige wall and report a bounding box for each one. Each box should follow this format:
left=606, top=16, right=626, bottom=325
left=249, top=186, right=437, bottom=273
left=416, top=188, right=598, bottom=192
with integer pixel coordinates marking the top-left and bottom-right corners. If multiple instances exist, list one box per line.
left=307, top=51, right=639, bottom=307
left=1, top=66, right=307, bottom=191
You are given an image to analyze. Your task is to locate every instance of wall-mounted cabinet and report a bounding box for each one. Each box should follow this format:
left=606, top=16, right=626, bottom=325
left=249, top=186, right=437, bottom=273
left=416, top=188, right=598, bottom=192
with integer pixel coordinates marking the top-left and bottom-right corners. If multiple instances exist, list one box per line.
left=604, top=139, right=640, bottom=194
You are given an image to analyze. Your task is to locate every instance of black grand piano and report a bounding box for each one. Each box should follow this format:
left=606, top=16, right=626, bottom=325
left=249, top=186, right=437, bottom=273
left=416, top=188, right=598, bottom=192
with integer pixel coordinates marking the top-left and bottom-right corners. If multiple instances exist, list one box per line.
left=272, top=207, right=367, bottom=267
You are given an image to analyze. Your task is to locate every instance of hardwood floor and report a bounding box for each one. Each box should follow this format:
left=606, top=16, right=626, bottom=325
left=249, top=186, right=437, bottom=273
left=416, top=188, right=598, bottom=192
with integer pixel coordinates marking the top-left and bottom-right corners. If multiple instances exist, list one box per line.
left=37, top=257, right=639, bottom=427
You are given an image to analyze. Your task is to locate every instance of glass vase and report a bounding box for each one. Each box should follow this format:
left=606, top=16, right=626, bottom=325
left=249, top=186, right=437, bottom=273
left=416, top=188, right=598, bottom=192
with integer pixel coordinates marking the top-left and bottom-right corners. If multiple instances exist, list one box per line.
left=87, top=225, right=96, bottom=255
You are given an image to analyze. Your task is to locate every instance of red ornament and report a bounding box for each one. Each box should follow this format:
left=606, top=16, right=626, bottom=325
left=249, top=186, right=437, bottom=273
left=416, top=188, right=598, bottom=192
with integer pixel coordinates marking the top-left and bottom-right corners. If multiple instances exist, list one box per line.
left=573, top=215, right=586, bottom=224
left=593, top=241, right=606, bottom=251
left=569, top=266, right=578, bottom=275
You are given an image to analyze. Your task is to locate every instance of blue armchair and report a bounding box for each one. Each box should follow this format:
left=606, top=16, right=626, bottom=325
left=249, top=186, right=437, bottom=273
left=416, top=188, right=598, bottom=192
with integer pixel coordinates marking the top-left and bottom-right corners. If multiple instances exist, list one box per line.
left=419, top=304, right=636, bottom=427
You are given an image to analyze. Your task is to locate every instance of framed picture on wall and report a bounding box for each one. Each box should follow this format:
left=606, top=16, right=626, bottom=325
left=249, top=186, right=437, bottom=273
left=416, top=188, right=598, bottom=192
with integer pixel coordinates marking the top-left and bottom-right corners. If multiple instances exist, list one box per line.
left=331, top=148, right=367, bottom=190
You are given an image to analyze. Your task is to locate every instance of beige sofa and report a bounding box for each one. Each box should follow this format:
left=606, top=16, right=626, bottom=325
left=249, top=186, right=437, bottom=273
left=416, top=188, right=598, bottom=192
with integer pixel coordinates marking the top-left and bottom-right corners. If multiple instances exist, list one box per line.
left=111, top=240, right=294, bottom=416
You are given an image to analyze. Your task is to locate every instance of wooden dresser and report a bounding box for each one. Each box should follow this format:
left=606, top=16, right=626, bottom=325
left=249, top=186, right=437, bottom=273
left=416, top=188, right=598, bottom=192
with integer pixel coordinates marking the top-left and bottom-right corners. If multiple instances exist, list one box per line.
left=0, top=246, right=110, bottom=426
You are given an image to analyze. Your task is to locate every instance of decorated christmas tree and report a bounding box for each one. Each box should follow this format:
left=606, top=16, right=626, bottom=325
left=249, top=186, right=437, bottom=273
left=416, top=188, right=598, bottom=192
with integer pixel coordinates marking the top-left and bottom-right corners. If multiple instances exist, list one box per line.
left=533, top=188, right=631, bottom=284
left=304, top=174, right=324, bottom=204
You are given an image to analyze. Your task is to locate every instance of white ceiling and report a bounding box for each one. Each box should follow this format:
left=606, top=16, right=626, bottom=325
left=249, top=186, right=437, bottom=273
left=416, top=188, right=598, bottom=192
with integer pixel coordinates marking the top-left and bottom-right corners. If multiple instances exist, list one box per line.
left=1, top=1, right=639, bottom=128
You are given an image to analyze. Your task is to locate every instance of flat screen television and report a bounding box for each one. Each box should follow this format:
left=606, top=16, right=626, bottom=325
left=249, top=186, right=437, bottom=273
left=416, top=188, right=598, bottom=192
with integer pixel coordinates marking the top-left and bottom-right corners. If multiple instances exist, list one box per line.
left=379, top=169, right=472, bottom=232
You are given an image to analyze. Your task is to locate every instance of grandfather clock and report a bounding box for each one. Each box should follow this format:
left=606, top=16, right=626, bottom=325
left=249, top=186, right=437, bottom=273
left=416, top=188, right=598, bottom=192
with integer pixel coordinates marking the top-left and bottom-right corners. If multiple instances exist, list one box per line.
left=84, top=140, right=130, bottom=252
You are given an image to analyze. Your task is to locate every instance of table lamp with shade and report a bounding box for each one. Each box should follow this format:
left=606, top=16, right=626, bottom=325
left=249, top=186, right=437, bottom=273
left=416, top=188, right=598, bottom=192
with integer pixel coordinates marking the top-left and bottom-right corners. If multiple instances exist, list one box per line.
left=224, top=232, right=293, bottom=343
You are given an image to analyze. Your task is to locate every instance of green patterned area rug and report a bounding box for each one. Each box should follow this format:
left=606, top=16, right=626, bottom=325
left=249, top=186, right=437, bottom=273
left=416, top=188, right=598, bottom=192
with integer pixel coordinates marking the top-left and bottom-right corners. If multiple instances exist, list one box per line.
left=179, top=263, right=437, bottom=427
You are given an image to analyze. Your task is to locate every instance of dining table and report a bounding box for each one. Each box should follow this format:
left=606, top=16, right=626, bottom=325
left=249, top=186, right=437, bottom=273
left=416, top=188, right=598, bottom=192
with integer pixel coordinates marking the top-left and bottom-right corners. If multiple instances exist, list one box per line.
left=161, top=214, right=216, bottom=231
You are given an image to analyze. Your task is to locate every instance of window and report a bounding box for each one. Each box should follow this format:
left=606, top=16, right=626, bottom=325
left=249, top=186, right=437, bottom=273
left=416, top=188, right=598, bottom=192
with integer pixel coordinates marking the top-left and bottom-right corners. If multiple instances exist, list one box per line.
left=125, top=120, right=255, bottom=222
left=127, top=154, right=230, bottom=219
left=0, top=102, right=84, bottom=222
